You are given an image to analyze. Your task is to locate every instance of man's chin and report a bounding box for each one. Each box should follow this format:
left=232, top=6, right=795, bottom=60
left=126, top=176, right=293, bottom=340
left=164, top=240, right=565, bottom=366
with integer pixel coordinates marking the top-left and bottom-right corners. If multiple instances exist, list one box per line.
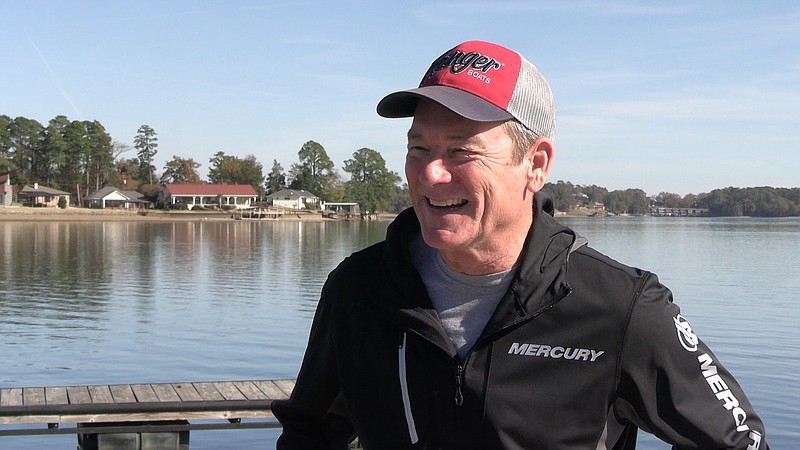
left=419, top=228, right=468, bottom=251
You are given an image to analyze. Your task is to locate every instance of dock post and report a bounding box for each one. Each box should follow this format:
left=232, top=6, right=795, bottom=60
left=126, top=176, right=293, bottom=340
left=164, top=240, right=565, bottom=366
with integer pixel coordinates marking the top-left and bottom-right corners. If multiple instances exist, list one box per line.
left=77, top=421, right=190, bottom=450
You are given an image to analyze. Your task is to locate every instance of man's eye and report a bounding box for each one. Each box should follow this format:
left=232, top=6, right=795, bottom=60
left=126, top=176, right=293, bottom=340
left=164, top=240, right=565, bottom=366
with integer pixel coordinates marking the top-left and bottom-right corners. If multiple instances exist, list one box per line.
left=407, top=147, right=428, bottom=157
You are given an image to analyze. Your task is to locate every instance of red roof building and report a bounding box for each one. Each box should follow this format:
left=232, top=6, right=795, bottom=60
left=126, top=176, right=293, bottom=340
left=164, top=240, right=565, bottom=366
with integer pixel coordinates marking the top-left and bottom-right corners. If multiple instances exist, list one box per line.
left=163, top=184, right=258, bottom=210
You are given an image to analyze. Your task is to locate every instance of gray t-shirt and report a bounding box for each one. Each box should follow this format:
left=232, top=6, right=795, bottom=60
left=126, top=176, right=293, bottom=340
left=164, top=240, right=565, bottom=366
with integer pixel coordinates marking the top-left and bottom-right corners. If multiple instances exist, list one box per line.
left=410, top=235, right=516, bottom=360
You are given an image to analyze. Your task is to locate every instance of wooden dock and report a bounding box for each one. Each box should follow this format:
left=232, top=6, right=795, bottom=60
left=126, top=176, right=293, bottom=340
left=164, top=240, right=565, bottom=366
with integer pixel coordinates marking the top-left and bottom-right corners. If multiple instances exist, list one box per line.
left=234, top=208, right=284, bottom=220
left=0, top=379, right=295, bottom=448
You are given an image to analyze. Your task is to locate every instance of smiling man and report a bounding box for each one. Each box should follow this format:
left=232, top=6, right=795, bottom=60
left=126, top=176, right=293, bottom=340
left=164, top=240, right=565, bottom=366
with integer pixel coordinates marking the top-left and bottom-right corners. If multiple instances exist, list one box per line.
left=273, top=40, right=767, bottom=449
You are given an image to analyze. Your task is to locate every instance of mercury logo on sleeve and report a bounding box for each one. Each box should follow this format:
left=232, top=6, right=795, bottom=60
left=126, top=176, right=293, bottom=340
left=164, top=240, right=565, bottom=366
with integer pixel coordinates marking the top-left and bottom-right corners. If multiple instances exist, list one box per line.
left=673, top=314, right=763, bottom=449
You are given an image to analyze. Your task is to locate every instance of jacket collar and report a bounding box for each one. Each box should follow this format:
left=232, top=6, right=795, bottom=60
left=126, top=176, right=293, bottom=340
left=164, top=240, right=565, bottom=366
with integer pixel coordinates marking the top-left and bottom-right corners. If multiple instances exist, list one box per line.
left=481, top=192, right=577, bottom=337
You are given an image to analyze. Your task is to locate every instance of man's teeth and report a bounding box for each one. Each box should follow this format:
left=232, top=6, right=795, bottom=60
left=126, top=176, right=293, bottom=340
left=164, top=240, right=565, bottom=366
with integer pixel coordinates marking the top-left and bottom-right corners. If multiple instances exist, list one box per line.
left=429, top=198, right=467, bottom=207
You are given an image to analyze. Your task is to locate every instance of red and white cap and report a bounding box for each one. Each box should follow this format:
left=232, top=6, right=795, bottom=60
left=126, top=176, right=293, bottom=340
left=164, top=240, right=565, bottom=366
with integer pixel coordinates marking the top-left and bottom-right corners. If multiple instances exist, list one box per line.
left=377, top=40, right=556, bottom=139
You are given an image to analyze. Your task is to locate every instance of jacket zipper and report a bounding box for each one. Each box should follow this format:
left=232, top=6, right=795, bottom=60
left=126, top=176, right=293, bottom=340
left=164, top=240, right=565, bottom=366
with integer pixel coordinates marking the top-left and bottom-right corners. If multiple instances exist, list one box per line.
left=454, top=364, right=464, bottom=406
left=398, top=332, right=419, bottom=444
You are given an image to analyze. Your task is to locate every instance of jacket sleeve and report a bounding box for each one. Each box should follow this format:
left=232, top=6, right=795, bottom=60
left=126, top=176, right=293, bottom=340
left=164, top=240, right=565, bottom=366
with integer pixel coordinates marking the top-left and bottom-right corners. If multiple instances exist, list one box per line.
left=272, top=281, right=356, bottom=449
left=614, top=273, right=768, bottom=450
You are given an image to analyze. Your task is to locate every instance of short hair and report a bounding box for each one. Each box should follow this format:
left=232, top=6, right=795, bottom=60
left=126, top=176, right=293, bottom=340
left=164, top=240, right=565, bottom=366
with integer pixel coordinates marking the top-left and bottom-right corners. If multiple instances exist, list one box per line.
left=503, top=119, right=540, bottom=164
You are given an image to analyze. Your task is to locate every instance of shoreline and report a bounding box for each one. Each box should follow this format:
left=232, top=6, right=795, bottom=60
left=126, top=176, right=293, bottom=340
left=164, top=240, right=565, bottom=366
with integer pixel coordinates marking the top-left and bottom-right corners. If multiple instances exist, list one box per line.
left=0, top=205, right=609, bottom=222
left=0, top=206, right=400, bottom=222
left=0, top=207, right=323, bottom=222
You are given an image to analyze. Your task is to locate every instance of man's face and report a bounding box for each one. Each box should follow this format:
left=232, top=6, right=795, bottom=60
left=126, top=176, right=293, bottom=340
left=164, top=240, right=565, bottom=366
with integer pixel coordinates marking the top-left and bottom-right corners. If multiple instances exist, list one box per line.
left=405, top=100, right=547, bottom=271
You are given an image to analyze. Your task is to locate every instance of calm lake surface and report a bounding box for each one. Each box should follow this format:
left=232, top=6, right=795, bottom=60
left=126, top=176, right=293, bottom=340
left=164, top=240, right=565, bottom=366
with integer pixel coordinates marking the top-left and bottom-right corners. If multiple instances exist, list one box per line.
left=1, top=216, right=797, bottom=449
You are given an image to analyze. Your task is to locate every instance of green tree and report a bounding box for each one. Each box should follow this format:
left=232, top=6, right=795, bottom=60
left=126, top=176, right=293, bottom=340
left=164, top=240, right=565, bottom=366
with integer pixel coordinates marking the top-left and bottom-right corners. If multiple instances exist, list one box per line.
left=39, top=115, right=71, bottom=186
left=134, top=124, right=158, bottom=184
left=239, top=155, right=266, bottom=199
left=161, top=156, right=202, bottom=184
left=289, top=140, right=336, bottom=199
left=59, top=119, right=90, bottom=195
left=208, top=151, right=235, bottom=184
left=85, top=121, right=114, bottom=193
left=265, top=159, right=286, bottom=194
left=0, top=115, right=13, bottom=172
left=542, top=180, right=578, bottom=212
left=320, top=171, right=346, bottom=203
left=7, top=116, right=45, bottom=187
left=208, top=151, right=265, bottom=198
left=342, top=147, right=401, bottom=214
left=393, top=183, right=412, bottom=212
left=116, top=158, right=140, bottom=190
left=653, top=192, right=682, bottom=208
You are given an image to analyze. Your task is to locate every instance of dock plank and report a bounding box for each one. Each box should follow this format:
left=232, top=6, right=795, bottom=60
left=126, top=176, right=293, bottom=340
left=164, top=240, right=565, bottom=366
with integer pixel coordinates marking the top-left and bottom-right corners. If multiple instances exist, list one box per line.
left=131, top=384, right=160, bottom=403
left=192, top=383, right=224, bottom=401
left=213, top=382, right=247, bottom=401
left=233, top=381, right=267, bottom=400
left=0, top=388, right=23, bottom=407
left=66, top=386, right=92, bottom=405
left=273, top=379, right=296, bottom=397
left=109, top=385, right=136, bottom=403
left=45, top=386, right=68, bottom=405
left=23, top=388, right=46, bottom=406
left=151, top=383, right=181, bottom=402
left=253, top=380, right=288, bottom=400
left=172, top=383, right=203, bottom=402
left=88, top=385, right=114, bottom=404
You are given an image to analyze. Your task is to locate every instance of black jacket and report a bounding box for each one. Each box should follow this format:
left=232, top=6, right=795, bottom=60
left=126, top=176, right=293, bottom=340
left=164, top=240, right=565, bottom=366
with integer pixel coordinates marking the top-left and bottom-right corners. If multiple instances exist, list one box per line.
left=273, top=193, right=767, bottom=449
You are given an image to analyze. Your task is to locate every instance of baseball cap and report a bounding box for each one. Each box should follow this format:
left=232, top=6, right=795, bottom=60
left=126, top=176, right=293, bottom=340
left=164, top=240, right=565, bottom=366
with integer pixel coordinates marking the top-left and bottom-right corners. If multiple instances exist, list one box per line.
left=377, top=40, right=556, bottom=139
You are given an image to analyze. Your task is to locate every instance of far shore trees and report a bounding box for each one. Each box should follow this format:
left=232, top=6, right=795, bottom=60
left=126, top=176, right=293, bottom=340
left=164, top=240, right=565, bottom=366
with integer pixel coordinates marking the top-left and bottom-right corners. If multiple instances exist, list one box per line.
left=289, top=140, right=339, bottom=201
left=343, top=147, right=401, bottom=215
left=134, top=124, right=159, bottom=185
left=2, top=114, right=798, bottom=216
left=208, top=151, right=266, bottom=198
left=161, top=156, right=202, bottom=184
left=265, top=159, right=286, bottom=195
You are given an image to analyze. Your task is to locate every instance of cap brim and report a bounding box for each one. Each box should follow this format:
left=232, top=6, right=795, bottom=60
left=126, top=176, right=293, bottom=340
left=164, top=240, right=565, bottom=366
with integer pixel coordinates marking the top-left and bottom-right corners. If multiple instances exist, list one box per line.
left=377, top=86, right=513, bottom=123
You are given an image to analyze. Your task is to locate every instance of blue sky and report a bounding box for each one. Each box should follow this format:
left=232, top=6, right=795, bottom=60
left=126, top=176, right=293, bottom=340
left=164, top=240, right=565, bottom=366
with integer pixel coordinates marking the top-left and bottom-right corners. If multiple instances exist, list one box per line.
left=2, top=1, right=798, bottom=195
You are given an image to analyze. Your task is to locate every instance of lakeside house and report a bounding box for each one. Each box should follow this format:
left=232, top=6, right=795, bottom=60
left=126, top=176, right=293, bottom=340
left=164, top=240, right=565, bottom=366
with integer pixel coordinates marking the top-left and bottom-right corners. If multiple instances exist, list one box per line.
left=83, top=186, right=151, bottom=210
left=266, top=189, right=320, bottom=210
left=163, top=183, right=258, bottom=210
left=19, top=183, right=71, bottom=207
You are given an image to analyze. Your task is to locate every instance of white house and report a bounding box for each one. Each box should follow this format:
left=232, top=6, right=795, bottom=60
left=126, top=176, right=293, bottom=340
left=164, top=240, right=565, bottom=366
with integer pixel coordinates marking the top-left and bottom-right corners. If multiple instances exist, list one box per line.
left=164, top=183, right=259, bottom=210
left=266, top=189, right=320, bottom=210
left=83, top=186, right=150, bottom=209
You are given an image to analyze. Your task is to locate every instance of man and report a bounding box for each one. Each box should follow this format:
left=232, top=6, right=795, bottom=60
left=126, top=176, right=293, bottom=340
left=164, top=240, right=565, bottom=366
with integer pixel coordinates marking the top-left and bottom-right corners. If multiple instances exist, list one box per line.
left=273, top=40, right=767, bottom=449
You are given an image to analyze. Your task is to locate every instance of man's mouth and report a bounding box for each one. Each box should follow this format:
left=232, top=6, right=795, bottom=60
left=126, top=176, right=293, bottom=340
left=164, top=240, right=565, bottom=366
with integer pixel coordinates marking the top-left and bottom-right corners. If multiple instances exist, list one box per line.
left=428, top=198, right=468, bottom=208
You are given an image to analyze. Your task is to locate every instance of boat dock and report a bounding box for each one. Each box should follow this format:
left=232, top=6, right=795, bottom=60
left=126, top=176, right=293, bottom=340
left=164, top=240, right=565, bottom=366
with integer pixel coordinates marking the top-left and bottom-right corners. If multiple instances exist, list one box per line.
left=234, top=208, right=285, bottom=220
left=0, top=379, right=294, bottom=449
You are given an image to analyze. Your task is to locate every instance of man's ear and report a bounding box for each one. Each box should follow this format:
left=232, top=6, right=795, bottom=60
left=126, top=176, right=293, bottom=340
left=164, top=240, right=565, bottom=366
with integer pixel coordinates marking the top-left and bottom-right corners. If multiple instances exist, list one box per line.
left=526, top=138, right=554, bottom=193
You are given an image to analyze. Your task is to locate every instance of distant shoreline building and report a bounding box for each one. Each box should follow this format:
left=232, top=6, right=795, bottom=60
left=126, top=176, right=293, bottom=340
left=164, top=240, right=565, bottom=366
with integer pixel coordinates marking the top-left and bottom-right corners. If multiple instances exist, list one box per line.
left=19, top=183, right=70, bottom=208
left=265, top=189, right=320, bottom=210
left=163, top=183, right=258, bottom=210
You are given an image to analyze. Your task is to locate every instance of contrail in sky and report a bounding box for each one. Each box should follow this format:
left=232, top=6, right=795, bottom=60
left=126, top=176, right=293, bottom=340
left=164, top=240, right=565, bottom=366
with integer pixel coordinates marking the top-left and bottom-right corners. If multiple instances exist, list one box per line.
left=25, top=29, right=83, bottom=119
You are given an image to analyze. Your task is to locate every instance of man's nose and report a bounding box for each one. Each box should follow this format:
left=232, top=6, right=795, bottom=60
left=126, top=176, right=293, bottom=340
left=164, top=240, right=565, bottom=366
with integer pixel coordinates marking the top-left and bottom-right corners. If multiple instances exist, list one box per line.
left=420, top=157, right=452, bottom=185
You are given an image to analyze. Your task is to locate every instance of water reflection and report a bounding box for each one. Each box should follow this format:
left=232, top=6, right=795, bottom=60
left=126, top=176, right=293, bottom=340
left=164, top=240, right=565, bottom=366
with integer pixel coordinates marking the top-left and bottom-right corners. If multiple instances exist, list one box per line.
left=0, top=220, right=392, bottom=387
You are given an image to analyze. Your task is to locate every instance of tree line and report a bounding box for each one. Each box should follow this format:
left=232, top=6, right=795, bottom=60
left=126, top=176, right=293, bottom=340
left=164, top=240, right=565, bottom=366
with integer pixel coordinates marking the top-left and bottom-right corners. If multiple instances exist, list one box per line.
left=3, top=115, right=796, bottom=216
left=543, top=181, right=800, bottom=217
left=1, top=115, right=405, bottom=214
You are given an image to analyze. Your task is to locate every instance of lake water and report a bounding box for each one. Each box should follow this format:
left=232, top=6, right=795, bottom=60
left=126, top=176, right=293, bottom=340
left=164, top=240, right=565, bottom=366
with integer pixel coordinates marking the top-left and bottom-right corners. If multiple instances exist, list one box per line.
left=1, top=216, right=797, bottom=449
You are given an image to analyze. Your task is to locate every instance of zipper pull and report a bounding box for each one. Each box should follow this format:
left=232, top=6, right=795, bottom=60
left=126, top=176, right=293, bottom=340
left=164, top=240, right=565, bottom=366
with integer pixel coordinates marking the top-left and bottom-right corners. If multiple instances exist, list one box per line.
left=454, top=365, right=464, bottom=406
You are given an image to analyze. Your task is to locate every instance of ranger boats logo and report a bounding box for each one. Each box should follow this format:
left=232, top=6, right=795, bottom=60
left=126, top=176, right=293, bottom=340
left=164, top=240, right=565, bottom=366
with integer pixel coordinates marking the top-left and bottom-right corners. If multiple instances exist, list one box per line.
left=425, top=50, right=503, bottom=82
left=508, top=343, right=605, bottom=362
